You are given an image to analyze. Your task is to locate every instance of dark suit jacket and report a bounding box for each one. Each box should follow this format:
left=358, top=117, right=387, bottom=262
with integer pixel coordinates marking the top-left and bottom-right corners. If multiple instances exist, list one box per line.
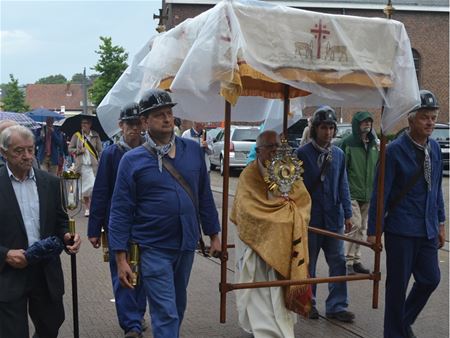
left=0, top=166, right=69, bottom=302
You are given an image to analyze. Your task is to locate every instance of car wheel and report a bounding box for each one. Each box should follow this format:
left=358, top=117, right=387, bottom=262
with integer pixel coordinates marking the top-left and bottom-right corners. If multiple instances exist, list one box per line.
left=220, top=156, right=224, bottom=176
left=210, top=163, right=217, bottom=171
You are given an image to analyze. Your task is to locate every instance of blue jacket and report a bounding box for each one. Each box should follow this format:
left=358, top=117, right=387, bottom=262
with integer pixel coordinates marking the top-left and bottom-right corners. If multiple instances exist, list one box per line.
left=296, top=143, right=352, bottom=231
left=87, top=144, right=127, bottom=238
left=109, top=137, right=221, bottom=252
left=368, top=133, right=445, bottom=239
left=36, top=126, right=64, bottom=165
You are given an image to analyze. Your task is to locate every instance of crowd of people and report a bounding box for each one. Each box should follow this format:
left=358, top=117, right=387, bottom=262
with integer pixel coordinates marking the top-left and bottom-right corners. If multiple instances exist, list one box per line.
left=0, top=88, right=446, bottom=338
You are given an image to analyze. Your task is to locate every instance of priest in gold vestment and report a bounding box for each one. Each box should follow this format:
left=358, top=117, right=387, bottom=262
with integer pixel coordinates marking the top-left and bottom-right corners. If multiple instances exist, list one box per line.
left=230, top=130, right=312, bottom=338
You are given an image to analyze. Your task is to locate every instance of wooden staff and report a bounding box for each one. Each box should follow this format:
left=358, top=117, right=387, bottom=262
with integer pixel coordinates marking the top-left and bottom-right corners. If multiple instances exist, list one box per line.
left=219, top=101, right=232, bottom=323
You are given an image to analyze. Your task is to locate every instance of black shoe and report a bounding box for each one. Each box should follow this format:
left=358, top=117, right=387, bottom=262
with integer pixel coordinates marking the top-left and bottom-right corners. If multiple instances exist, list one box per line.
left=406, top=326, right=417, bottom=338
left=353, top=262, right=370, bottom=274
left=309, top=306, right=319, bottom=319
left=326, top=310, right=355, bottom=323
left=347, top=265, right=356, bottom=275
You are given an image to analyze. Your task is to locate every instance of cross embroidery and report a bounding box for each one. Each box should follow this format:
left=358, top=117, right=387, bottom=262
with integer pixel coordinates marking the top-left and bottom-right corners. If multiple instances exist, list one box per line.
left=310, top=19, right=330, bottom=59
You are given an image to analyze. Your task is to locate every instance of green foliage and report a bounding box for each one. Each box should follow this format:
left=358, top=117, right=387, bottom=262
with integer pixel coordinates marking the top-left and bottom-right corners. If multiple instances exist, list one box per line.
left=89, top=36, right=128, bottom=106
left=70, top=73, right=85, bottom=83
left=35, top=74, right=67, bottom=84
left=2, top=74, right=30, bottom=112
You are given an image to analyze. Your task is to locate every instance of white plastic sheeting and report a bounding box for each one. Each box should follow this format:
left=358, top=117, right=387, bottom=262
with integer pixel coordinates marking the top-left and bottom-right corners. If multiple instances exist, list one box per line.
left=97, top=0, right=419, bottom=138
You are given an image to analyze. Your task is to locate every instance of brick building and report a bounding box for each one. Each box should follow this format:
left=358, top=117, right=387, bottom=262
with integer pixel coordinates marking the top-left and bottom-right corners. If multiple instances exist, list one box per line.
left=159, top=0, right=449, bottom=131
left=26, top=83, right=94, bottom=117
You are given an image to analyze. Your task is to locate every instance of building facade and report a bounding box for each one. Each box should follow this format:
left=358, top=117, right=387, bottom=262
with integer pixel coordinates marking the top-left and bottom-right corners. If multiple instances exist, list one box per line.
left=26, top=83, right=94, bottom=117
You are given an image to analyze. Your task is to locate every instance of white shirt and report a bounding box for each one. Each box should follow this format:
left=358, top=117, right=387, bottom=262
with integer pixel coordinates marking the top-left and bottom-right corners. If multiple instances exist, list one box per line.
left=7, top=164, right=40, bottom=246
left=181, top=128, right=213, bottom=171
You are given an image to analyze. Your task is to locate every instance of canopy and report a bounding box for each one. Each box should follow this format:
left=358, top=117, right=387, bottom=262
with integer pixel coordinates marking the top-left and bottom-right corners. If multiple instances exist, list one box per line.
left=97, top=0, right=419, bottom=137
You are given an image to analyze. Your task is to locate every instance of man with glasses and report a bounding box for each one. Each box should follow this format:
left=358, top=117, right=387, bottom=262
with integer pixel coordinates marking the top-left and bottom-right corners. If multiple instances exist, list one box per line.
left=340, top=111, right=379, bottom=275
left=88, top=103, right=147, bottom=338
left=231, top=130, right=312, bottom=338
left=0, top=125, right=81, bottom=338
left=109, top=89, right=221, bottom=338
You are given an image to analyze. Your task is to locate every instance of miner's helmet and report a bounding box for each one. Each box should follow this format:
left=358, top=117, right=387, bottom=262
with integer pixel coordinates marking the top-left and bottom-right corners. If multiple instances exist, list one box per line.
left=310, top=105, right=338, bottom=139
left=418, top=89, right=439, bottom=110
left=119, top=103, right=140, bottom=121
left=139, top=89, right=177, bottom=117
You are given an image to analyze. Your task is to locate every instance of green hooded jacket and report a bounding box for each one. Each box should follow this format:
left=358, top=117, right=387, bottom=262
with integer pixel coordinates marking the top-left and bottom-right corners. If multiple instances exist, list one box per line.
left=340, top=111, right=379, bottom=202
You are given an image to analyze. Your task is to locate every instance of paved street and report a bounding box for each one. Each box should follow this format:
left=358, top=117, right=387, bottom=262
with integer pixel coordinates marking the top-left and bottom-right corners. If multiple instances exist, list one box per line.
left=39, top=173, right=448, bottom=338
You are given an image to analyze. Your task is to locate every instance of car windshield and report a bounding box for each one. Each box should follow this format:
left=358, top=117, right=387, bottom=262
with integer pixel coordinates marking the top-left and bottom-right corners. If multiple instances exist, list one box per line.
left=431, top=128, right=450, bottom=141
left=232, top=128, right=259, bottom=141
left=336, top=125, right=352, bottom=138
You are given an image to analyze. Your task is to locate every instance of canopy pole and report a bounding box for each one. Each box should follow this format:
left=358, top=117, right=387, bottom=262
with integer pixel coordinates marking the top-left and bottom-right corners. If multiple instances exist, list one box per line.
left=372, top=112, right=387, bottom=309
left=372, top=1, right=395, bottom=308
left=219, top=101, right=232, bottom=323
left=283, top=85, right=290, bottom=136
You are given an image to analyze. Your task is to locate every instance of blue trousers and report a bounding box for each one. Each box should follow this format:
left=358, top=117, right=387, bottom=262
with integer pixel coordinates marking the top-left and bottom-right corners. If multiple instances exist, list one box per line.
left=308, top=230, right=349, bottom=314
left=140, top=248, right=195, bottom=338
left=384, top=233, right=440, bottom=338
left=109, top=246, right=147, bottom=333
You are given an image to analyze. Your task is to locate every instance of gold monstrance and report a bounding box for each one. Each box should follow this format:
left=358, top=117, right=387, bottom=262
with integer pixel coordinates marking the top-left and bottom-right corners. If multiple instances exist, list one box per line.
left=264, top=138, right=304, bottom=197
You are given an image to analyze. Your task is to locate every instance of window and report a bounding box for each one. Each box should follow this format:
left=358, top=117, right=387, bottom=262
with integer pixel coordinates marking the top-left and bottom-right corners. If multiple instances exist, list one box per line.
left=412, top=49, right=421, bottom=85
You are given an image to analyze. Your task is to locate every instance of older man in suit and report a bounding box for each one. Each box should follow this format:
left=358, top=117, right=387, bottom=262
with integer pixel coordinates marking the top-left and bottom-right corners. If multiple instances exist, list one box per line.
left=0, top=125, right=81, bottom=338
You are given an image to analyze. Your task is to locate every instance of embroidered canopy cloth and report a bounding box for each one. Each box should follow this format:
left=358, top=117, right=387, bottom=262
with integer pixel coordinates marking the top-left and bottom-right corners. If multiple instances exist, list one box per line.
left=98, top=0, right=419, bottom=137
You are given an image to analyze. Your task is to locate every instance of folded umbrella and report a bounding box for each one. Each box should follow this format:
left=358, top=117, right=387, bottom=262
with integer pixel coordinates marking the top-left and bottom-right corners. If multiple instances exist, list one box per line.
left=25, top=236, right=65, bottom=265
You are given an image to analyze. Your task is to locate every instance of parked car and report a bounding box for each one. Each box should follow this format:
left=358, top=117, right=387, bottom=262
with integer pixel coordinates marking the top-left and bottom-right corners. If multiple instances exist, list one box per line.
left=332, top=123, right=352, bottom=146
left=287, top=118, right=308, bottom=148
left=205, top=127, right=223, bottom=142
left=433, top=123, right=450, bottom=172
left=395, top=123, right=449, bottom=173
left=210, top=125, right=260, bottom=175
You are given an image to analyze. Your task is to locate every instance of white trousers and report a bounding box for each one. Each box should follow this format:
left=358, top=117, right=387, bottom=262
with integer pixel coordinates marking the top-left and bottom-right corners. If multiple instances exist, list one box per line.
left=235, top=236, right=296, bottom=338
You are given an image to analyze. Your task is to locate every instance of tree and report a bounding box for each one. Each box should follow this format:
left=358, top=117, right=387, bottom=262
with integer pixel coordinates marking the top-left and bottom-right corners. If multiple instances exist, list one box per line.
left=35, top=74, right=67, bottom=84
left=89, top=36, right=128, bottom=106
left=2, top=74, right=30, bottom=112
left=70, top=73, right=84, bottom=83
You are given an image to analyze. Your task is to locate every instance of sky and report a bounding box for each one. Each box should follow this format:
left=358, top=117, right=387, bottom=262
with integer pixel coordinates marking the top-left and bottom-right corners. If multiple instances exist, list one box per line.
left=1, top=0, right=162, bottom=85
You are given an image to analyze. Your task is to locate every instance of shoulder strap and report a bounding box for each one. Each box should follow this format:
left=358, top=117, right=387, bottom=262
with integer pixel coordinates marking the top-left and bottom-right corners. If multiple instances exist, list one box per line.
left=142, top=143, right=208, bottom=256
left=75, top=132, right=99, bottom=161
left=387, top=150, right=425, bottom=213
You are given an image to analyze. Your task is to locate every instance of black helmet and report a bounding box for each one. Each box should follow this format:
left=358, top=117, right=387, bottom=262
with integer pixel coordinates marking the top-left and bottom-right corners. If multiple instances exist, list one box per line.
left=418, top=89, right=439, bottom=110
left=310, top=106, right=337, bottom=139
left=139, top=89, right=176, bottom=116
left=119, top=103, right=140, bottom=121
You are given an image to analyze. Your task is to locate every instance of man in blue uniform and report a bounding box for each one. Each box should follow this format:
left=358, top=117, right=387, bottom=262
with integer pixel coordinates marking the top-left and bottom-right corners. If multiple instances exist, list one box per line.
left=87, top=103, right=147, bottom=338
left=109, top=89, right=221, bottom=338
left=296, top=106, right=355, bottom=323
left=368, top=90, right=446, bottom=338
